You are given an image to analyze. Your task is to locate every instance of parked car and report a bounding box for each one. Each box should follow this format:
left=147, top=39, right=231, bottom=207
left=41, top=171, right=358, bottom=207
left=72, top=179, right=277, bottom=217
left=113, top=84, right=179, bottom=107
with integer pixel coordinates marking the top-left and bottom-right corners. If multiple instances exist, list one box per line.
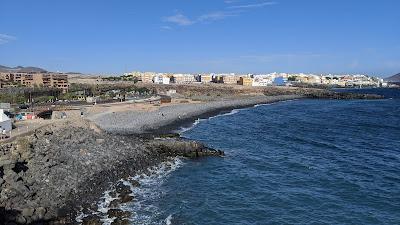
left=19, top=104, right=30, bottom=110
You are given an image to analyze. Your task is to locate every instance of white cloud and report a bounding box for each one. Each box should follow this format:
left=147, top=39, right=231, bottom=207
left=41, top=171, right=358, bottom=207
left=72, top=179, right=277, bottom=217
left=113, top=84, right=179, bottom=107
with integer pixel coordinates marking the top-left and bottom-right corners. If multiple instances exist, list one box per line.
left=228, top=1, right=277, bottom=9
left=198, top=11, right=238, bottom=22
left=0, top=34, right=16, bottom=45
left=224, top=0, right=239, bottom=4
left=164, top=11, right=237, bottom=26
left=163, top=14, right=194, bottom=26
left=163, top=1, right=277, bottom=27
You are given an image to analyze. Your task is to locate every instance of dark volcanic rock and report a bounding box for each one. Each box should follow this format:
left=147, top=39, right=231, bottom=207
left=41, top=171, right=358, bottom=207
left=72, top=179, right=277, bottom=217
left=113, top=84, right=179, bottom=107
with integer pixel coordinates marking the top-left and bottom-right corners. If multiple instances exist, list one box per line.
left=107, top=209, right=131, bottom=219
left=0, top=120, right=223, bottom=224
left=149, top=139, right=225, bottom=158
left=305, top=91, right=384, bottom=99
left=81, top=215, right=102, bottom=225
left=111, top=218, right=130, bottom=225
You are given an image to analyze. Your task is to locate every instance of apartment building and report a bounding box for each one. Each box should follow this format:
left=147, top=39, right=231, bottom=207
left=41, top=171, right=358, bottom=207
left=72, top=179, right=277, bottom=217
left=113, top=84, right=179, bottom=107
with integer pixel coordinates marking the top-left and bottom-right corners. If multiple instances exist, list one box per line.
left=153, top=74, right=170, bottom=84
left=0, top=73, right=14, bottom=81
left=141, top=72, right=156, bottom=83
left=252, top=76, right=274, bottom=86
left=0, top=72, right=69, bottom=92
left=172, top=74, right=196, bottom=84
left=238, top=77, right=253, bottom=86
left=200, top=74, right=212, bottom=83
left=221, top=75, right=239, bottom=84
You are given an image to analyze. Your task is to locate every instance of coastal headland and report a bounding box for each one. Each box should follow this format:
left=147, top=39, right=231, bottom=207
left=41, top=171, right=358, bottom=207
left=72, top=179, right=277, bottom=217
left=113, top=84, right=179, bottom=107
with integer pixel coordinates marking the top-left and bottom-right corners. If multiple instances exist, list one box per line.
left=0, top=86, right=384, bottom=225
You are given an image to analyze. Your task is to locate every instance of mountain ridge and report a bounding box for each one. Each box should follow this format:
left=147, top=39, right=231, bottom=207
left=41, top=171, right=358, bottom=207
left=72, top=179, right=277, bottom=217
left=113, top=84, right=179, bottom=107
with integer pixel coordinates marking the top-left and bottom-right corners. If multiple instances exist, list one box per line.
left=385, top=73, right=400, bottom=83
left=0, top=65, right=47, bottom=73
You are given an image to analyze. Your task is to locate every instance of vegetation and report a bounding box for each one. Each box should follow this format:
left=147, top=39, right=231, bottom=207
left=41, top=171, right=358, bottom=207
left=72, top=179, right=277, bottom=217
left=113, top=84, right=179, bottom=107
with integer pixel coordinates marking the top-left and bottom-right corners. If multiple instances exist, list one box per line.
left=0, top=93, right=26, bottom=104
left=102, top=75, right=139, bottom=83
left=0, top=83, right=155, bottom=104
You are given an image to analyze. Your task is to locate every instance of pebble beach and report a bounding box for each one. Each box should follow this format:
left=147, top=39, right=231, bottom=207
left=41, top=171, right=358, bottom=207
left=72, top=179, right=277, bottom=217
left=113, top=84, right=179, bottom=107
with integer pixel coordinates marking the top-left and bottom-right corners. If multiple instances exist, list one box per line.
left=90, top=95, right=303, bottom=134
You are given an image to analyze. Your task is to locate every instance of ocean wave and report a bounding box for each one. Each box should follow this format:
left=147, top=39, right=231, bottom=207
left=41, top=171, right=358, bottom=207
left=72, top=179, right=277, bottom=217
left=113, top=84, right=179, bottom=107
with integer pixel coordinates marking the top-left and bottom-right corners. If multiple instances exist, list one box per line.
left=128, top=157, right=184, bottom=225
left=165, top=214, right=173, bottom=225
left=177, top=108, right=242, bottom=134
left=178, top=99, right=299, bottom=134
left=75, top=157, right=184, bottom=225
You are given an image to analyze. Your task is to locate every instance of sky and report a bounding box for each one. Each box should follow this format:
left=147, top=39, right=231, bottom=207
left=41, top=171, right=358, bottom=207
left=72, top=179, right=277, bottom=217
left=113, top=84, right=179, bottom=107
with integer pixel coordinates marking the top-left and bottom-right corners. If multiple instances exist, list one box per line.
left=0, top=0, right=399, bottom=77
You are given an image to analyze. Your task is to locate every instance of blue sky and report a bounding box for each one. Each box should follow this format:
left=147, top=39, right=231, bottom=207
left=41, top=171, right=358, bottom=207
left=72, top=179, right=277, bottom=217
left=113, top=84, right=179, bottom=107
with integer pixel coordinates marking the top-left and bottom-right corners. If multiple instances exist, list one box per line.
left=0, top=0, right=399, bottom=76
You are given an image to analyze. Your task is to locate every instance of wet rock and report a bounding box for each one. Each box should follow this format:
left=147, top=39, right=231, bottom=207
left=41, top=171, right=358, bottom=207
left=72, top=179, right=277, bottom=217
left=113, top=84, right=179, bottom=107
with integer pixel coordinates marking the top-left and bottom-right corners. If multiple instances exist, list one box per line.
left=115, top=182, right=132, bottom=196
left=108, top=191, right=118, bottom=198
left=82, top=215, right=102, bottom=225
left=111, top=218, right=131, bottom=225
left=305, top=91, right=384, bottom=100
left=150, top=139, right=225, bottom=158
left=109, top=199, right=120, bottom=208
left=119, top=194, right=134, bottom=204
left=107, top=209, right=131, bottom=219
left=129, top=180, right=140, bottom=187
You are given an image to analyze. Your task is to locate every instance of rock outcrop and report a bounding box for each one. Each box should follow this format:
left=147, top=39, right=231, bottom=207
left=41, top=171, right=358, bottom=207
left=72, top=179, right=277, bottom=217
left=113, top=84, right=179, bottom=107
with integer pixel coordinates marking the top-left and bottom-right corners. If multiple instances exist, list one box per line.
left=0, top=121, right=223, bottom=224
left=305, top=91, right=384, bottom=99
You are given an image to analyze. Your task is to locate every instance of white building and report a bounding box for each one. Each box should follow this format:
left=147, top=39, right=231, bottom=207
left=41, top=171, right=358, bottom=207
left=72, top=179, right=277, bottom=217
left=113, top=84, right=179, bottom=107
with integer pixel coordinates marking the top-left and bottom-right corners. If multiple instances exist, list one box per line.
left=252, top=76, right=274, bottom=86
left=153, top=74, right=170, bottom=84
left=0, top=109, right=12, bottom=132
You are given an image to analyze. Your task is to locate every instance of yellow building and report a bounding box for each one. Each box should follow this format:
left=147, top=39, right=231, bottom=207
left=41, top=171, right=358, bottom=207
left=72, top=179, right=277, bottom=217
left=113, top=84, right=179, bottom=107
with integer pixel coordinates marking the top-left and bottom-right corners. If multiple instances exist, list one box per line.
left=222, top=75, right=239, bottom=84
left=200, top=74, right=212, bottom=83
left=239, top=77, right=253, bottom=86
left=141, top=72, right=156, bottom=83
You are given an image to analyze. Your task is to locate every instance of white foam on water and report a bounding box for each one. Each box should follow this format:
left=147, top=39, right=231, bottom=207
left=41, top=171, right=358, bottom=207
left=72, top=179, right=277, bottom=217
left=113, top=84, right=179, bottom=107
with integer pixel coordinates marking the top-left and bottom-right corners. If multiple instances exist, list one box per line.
left=253, top=103, right=273, bottom=107
left=179, top=99, right=299, bottom=134
left=95, top=189, right=120, bottom=225
left=127, top=157, right=184, bottom=225
left=177, top=118, right=203, bottom=133
left=85, top=157, right=184, bottom=225
left=165, top=214, right=173, bottom=225
left=75, top=211, right=87, bottom=223
left=209, top=108, right=240, bottom=119
left=178, top=108, right=242, bottom=134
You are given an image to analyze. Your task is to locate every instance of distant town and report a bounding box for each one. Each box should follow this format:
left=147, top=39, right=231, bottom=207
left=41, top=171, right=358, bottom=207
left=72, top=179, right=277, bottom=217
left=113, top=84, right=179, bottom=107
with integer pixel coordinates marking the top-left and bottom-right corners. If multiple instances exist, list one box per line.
left=2, top=67, right=398, bottom=94
left=115, top=71, right=391, bottom=88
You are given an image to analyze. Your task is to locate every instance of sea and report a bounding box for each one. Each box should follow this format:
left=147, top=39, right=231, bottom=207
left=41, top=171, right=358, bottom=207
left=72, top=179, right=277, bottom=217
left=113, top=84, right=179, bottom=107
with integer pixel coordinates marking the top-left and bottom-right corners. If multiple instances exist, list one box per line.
left=121, top=88, right=400, bottom=225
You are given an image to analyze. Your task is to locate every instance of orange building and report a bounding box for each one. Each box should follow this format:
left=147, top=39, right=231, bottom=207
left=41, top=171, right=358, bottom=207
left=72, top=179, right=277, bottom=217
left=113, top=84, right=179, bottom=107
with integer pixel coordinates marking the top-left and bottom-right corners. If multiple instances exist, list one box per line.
left=0, top=72, right=69, bottom=92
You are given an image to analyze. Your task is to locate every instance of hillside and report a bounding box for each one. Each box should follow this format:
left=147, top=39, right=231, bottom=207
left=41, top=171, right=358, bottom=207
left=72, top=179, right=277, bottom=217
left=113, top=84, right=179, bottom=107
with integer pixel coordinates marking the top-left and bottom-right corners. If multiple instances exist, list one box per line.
left=385, top=73, right=400, bottom=83
left=0, top=65, right=47, bottom=73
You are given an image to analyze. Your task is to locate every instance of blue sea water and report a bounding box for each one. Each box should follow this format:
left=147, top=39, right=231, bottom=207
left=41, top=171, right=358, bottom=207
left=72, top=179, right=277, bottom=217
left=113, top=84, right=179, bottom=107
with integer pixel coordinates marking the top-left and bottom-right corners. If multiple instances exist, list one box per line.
left=130, top=89, right=400, bottom=225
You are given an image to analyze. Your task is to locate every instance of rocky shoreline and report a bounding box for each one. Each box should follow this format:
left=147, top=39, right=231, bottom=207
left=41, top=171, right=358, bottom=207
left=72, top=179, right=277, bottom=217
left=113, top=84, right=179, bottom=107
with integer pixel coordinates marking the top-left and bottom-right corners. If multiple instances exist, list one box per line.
left=0, top=119, right=223, bottom=225
left=0, top=92, right=384, bottom=225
